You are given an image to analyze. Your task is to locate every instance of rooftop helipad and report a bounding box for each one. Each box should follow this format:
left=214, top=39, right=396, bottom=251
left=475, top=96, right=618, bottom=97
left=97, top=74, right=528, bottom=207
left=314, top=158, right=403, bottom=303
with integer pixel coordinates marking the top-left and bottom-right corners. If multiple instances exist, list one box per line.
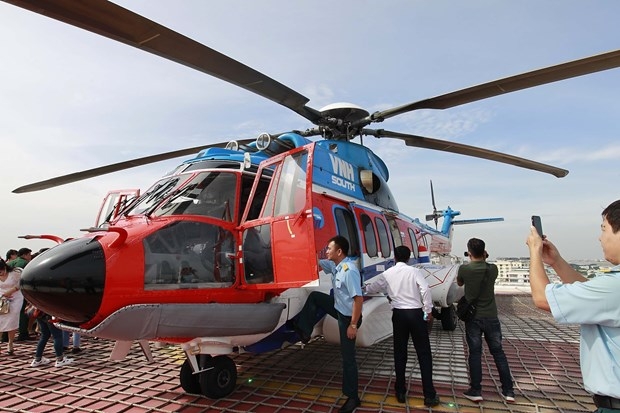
left=0, top=295, right=592, bottom=412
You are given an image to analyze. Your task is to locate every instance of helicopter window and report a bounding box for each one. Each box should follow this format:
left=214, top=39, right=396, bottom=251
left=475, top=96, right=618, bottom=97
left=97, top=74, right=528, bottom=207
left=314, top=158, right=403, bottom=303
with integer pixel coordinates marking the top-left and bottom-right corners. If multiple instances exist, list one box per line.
left=386, top=217, right=403, bottom=248
left=334, top=208, right=360, bottom=257
left=143, top=221, right=235, bottom=289
left=375, top=217, right=391, bottom=259
left=151, top=172, right=237, bottom=222
left=126, top=176, right=189, bottom=216
left=361, top=214, right=378, bottom=258
left=97, top=192, right=139, bottom=227
left=408, top=228, right=419, bottom=259
left=183, top=160, right=241, bottom=172
left=163, top=163, right=191, bottom=177
left=264, top=151, right=307, bottom=218
left=242, top=224, right=273, bottom=284
left=244, top=175, right=271, bottom=221
left=363, top=173, right=399, bottom=212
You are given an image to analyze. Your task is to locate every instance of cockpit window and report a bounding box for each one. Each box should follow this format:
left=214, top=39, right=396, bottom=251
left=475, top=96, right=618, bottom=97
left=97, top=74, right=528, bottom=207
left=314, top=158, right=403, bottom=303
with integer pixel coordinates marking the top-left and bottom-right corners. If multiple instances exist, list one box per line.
left=143, top=221, right=235, bottom=289
left=125, top=176, right=188, bottom=216
left=151, top=172, right=237, bottom=221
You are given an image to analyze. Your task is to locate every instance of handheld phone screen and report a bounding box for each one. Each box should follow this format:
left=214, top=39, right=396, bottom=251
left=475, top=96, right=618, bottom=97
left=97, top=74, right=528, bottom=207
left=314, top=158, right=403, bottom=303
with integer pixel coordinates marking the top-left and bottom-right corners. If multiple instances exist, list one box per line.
left=531, top=215, right=543, bottom=237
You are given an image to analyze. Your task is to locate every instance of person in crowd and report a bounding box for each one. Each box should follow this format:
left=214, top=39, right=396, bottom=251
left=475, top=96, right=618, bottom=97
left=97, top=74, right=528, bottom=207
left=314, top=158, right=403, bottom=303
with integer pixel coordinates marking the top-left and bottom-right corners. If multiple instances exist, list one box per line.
left=294, top=235, right=363, bottom=413
left=457, top=238, right=515, bottom=403
left=8, top=247, right=34, bottom=342
left=365, top=245, right=440, bottom=407
left=63, top=331, right=82, bottom=353
left=526, top=200, right=620, bottom=411
left=8, top=247, right=32, bottom=269
left=30, top=310, right=73, bottom=368
left=5, top=249, right=18, bottom=262
left=0, top=259, right=24, bottom=355
left=0, top=250, right=17, bottom=344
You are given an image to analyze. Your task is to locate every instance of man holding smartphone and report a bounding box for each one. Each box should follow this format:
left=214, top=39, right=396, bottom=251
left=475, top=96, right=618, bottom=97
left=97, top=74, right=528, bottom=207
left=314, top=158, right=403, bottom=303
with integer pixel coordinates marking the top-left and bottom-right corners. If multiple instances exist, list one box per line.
left=527, top=201, right=620, bottom=411
left=457, top=238, right=515, bottom=403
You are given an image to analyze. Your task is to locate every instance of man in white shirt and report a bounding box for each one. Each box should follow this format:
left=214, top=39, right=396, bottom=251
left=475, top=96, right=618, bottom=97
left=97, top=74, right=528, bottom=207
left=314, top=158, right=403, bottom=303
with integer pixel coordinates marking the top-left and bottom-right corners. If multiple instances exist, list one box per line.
left=365, top=245, right=439, bottom=407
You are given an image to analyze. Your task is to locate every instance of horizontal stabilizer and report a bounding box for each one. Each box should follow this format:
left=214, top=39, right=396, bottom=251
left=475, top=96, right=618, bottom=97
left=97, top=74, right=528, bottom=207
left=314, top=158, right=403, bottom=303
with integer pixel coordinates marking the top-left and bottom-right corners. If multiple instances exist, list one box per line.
left=452, top=218, right=504, bottom=225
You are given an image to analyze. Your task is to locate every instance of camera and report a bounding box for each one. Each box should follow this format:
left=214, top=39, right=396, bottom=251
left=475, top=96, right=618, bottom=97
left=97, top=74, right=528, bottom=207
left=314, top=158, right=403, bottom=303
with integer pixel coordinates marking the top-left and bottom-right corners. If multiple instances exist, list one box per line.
left=464, top=251, right=489, bottom=259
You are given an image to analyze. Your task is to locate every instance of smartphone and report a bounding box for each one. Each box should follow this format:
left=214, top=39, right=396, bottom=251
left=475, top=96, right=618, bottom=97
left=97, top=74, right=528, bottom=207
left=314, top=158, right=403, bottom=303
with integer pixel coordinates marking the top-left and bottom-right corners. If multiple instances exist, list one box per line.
left=531, top=215, right=544, bottom=237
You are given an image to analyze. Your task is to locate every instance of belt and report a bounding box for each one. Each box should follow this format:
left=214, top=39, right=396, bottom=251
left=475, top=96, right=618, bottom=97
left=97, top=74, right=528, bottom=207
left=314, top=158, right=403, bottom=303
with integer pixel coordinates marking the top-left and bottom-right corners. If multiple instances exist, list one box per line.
left=593, top=394, right=620, bottom=410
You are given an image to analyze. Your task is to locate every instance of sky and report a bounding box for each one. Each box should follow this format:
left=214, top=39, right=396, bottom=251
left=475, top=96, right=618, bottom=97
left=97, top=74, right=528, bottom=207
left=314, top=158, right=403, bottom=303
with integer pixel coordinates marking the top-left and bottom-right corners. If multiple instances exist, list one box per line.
left=1, top=1, right=619, bottom=262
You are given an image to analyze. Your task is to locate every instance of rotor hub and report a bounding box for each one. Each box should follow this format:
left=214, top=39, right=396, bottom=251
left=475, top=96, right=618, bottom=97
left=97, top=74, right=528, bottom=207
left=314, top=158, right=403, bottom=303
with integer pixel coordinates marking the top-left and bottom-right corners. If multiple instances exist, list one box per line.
left=318, top=103, right=369, bottom=123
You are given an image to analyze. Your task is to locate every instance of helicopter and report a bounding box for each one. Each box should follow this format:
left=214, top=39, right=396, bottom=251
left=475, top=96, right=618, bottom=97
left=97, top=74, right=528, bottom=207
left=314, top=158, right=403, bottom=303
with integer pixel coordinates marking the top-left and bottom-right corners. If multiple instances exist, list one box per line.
left=4, top=0, right=620, bottom=400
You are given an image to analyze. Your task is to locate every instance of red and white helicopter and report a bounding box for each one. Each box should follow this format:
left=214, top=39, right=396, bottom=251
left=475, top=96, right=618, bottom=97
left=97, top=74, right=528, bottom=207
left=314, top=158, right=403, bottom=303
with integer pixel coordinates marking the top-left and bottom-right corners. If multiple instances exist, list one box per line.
left=5, top=0, right=620, bottom=399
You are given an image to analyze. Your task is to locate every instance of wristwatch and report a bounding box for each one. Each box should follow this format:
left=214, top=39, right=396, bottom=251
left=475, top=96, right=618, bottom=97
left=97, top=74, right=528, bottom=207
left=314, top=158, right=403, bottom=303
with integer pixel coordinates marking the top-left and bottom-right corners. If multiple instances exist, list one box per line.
left=350, top=324, right=357, bottom=329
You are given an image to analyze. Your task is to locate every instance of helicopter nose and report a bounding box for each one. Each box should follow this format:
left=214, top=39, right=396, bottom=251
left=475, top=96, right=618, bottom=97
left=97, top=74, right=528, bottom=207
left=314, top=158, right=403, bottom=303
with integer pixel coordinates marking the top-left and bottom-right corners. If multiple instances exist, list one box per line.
left=20, top=237, right=106, bottom=324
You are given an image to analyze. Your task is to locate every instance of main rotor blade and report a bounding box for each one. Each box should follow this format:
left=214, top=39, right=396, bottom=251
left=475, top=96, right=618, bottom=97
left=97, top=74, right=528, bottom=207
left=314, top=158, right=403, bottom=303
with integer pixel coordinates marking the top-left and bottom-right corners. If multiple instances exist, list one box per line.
left=13, top=139, right=254, bottom=193
left=364, top=129, right=568, bottom=178
left=3, top=0, right=320, bottom=123
left=371, top=49, right=620, bottom=122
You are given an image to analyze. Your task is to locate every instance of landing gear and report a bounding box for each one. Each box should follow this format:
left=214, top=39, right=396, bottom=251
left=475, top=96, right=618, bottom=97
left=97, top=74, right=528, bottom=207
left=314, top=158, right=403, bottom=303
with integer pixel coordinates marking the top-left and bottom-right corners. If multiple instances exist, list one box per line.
left=199, top=355, right=237, bottom=399
left=180, top=355, right=238, bottom=398
left=440, top=304, right=457, bottom=331
left=180, top=358, right=201, bottom=394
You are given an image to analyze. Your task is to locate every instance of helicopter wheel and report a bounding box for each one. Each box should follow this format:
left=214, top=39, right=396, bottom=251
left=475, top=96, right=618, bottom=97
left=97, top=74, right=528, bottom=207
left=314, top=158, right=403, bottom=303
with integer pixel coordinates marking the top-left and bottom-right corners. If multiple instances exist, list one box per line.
left=179, top=358, right=201, bottom=394
left=199, top=355, right=237, bottom=399
left=440, top=304, right=457, bottom=331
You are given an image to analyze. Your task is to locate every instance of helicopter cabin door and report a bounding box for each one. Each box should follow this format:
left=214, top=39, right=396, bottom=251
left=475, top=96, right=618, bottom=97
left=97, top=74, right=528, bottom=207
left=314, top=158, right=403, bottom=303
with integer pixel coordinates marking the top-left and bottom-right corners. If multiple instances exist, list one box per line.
left=240, top=147, right=317, bottom=288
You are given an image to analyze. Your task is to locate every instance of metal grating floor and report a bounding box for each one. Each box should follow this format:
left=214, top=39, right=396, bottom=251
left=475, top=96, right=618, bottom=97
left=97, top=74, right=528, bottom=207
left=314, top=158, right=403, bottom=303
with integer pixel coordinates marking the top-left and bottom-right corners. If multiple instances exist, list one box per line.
left=0, top=295, right=593, bottom=412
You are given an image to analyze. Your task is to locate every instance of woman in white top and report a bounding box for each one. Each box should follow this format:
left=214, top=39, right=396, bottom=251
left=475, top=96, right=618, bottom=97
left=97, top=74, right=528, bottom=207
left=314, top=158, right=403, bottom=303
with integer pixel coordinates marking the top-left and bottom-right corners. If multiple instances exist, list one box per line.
left=0, top=259, right=24, bottom=355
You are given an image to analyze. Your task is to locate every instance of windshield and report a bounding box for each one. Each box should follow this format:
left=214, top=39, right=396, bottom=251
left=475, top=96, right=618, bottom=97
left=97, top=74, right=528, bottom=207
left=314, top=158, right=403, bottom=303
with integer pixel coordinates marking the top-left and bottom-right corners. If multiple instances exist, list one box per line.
left=151, top=171, right=238, bottom=222
left=125, top=175, right=189, bottom=216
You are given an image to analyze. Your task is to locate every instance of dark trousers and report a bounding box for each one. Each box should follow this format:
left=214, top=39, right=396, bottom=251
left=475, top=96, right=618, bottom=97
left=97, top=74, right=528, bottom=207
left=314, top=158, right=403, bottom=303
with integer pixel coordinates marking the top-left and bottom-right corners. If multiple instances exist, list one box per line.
left=297, top=291, right=361, bottom=399
left=465, top=317, right=513, bottom=393
left=392, top=308, right=436, bottom=399
left=35, top=318, right=64, bottom=359
left=18, top=299, right=29, bottom=339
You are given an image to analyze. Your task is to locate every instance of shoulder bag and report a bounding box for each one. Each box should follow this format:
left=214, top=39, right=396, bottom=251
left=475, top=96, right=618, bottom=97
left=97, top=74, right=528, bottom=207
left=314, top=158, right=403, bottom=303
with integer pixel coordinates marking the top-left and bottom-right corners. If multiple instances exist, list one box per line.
left=0, top=296, right=10, bottom=315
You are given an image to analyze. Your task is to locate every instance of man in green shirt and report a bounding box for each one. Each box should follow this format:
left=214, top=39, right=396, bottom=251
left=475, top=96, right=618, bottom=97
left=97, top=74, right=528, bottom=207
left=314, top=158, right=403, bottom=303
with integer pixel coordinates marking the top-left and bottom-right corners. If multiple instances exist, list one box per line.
left=8, top=247, right=31, bottom=269
left=457, top=238, right=515, bottom=403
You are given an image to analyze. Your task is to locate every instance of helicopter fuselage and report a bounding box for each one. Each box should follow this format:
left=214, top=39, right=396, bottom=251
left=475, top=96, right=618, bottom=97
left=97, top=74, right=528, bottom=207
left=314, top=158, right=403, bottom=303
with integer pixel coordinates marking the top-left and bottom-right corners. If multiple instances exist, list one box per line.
left=20, top=133, right=458, bottom=347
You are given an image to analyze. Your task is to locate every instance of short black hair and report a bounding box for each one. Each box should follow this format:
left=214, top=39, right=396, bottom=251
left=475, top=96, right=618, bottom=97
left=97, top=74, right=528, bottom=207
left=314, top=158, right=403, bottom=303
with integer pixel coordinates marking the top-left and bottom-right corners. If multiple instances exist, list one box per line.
left=329, top=235, right=350, bottom=256
left=602, top=200, right=620, bottom=233
left=466, top=238, right=486, bottom=259
left=5, top=249, right=17, bottom=261
left=18, top=247, right=32, bottom=257
left=394, top=245, right=411, bottom=263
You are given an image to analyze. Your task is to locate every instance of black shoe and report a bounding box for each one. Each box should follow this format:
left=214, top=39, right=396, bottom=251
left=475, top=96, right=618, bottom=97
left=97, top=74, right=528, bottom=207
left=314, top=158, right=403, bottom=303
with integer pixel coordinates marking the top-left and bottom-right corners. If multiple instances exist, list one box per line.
left=72, top=348, right=82, bottom=354
left=463, top=389, right=483, bottom=402
left=424, top=395, right=440, bottom=407
left=501, top=390, right=515, bottom=403
left=339, top=397, right=361, bottom=413
left=396, top=392, right=406, bottom=403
